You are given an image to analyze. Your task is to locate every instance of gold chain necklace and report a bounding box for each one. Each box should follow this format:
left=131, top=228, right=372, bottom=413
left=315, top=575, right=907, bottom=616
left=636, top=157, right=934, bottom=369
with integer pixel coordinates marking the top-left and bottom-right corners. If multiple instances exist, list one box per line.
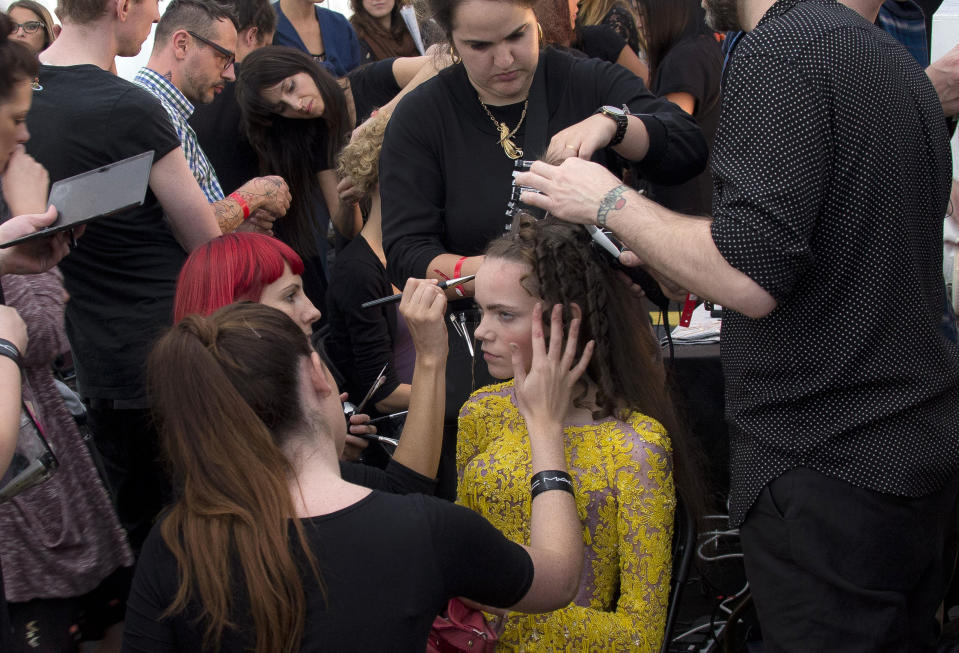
left=479, top=99, right=528, bottom=160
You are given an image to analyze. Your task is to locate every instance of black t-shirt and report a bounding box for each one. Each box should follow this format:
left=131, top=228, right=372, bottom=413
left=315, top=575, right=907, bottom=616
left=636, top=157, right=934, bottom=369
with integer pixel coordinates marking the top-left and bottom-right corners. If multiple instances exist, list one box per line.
left=338, top=458, right=436, bottom=494
left=189, top=64, right=261, bottom=195
left=325, top=235, right=402, bottom=409
left=348, top=58, right=402, bottom=123
left=123, top=492, right=533, bottom=651
left=648, top=34, right=722, bottom=215
left=26, top=65, right=182, bottom=404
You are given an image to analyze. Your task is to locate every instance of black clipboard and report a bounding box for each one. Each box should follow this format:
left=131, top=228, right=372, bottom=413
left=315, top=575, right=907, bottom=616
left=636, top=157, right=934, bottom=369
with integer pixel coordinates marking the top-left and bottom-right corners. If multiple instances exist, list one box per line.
left=0, top=150, right=155, bottom=248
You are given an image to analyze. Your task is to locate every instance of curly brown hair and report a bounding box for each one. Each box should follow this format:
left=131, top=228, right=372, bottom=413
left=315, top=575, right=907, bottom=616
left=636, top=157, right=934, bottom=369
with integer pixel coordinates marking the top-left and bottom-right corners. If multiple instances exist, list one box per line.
left=336, top=111, right=391, bottom=197
left=485, top=218, right=706, bottom=516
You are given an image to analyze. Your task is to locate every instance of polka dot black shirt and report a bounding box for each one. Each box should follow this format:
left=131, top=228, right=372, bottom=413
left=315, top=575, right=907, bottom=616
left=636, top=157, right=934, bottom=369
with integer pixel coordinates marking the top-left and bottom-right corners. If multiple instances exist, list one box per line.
left=709, top=0, right=959, bottom=526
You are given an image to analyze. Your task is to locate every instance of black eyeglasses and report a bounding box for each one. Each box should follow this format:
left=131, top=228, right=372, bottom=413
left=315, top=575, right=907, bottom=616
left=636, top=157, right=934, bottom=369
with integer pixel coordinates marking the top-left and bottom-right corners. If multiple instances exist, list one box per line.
left=186, top=30, right=235, bottom=71
left=10, top=20, right=43, bottom=35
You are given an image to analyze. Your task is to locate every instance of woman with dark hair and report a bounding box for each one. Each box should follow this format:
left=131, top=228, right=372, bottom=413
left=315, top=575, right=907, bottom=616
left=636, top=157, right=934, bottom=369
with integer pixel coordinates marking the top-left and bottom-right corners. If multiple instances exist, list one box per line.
left=236, top=45, right=359, bottom=308
left=633, top=0, right=721, bottom=215
left=123, top=301, right=591, bottom=652
left=459, top=218, right=705, bottom=651
left=6, top=0, right=57, bottom=55
left=350, top=0, right=422, bottom=62
left=380, top=0, right=706, bottom=498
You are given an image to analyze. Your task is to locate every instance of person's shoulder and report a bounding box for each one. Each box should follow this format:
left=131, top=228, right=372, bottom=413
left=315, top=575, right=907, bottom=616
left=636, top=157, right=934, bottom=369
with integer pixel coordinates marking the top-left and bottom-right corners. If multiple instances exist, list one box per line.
left=669, top=33, right=723, bottom=60
left=460, top=380, right=515, bottom=417
left=618, top=410, right=670, bottom=451
left=37, top=65, right=167, bottom=120
left=744, top=0, right=875, bottom=54
left=391, top=72, right=448, bottom=119
left=328, top=237, right=382, bottom=278
left=554, top=43, right=624, bottom=79
left=139, top=514, right=178, bottom=568
left=317, top=4, right=353, bottom=28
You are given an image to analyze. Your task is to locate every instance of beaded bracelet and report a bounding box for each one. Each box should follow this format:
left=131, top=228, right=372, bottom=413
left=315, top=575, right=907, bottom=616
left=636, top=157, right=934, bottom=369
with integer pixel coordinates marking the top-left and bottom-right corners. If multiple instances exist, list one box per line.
left=530, top=470, right=574, bottom=500
left=0, top=338, right=22, bottom=370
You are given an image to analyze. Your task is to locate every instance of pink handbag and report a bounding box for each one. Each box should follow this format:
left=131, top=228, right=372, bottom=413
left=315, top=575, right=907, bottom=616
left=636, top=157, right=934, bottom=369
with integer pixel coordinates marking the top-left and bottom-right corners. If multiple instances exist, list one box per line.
left=426, top=598, right=499, bottom=653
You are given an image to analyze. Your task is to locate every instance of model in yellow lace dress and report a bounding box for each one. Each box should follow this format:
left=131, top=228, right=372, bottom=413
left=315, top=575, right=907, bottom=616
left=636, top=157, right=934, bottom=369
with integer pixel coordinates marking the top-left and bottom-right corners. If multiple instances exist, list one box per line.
left=457, top=380, right=676, bottom=652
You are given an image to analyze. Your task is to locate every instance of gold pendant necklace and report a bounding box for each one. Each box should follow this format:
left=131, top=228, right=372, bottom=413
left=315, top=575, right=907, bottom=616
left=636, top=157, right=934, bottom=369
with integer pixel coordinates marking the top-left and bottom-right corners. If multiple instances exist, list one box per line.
left=480, top=99, right=528, bottom=160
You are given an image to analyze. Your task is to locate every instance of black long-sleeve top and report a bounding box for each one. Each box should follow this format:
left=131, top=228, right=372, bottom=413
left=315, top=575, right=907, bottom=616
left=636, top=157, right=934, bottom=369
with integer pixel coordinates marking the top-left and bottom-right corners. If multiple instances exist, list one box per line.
left=380, top=46, right=708, bottom=285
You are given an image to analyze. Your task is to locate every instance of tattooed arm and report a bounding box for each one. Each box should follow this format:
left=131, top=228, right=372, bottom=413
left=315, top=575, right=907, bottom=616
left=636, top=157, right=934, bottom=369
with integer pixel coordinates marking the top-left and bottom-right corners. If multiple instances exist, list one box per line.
left=213, top=176, right=293, bottom=234
left=515, top=158, right=776, bottom=318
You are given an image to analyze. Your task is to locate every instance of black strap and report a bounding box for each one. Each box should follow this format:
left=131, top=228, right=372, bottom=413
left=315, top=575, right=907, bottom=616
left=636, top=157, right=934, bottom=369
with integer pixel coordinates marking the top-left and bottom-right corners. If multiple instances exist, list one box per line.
left=523, top=53, right=550, bottom=160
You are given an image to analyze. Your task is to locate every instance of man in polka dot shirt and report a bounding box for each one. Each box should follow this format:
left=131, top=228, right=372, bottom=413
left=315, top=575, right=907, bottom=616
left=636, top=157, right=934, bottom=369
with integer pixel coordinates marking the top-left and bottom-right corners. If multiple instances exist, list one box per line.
left=514, top=0, right=959, bottom=648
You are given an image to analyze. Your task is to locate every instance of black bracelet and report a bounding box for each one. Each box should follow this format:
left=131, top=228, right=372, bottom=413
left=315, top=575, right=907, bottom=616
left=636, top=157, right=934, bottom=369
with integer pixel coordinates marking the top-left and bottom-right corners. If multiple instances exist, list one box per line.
left=0, top=338, right=22, bottom=370
left=530, top=470, right=574, bottom=500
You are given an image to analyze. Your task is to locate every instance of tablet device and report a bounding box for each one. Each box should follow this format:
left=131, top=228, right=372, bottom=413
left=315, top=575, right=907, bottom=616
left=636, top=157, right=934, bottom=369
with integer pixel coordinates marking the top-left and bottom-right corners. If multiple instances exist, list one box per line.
left=0, top=150, right=155, bottom=249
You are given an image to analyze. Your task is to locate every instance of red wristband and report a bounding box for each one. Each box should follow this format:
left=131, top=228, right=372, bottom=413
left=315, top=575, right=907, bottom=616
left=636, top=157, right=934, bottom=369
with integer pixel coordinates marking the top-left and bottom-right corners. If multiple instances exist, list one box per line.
left=229, top=192, right=251, bottom=220
left=453, top=256, right=467, bottom=297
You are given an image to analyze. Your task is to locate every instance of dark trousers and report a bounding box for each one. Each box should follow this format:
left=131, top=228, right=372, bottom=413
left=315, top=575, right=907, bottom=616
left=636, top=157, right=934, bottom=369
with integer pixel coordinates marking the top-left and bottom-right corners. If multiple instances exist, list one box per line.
left=85, top=405, right=170, bottom=555
left=740, top=467, right=959, bottom=653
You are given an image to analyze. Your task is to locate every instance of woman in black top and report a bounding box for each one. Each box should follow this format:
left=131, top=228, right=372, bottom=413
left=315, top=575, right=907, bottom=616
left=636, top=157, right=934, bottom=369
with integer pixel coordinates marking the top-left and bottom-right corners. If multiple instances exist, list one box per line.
left=237, top=46, right=359, bottom=311
left=633, top=0, right=722, bottom=215
left=326, top=112, right=417, bottom=426
left=379, top=0, right=706, bottom=497
left=123, top=301, right=591, bottom=652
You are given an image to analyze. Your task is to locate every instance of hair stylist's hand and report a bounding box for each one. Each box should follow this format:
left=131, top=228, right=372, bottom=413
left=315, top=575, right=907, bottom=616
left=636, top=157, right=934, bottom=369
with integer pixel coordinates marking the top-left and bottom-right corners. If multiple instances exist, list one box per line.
left=543, top=114, right=617, bottom=164
left=514, top=159, right=623, bottom=227
left=512, top=303, right=593, bottom=428
left=399, top=277, right=448, bottom=364
left=1, top=146, right=49, bottom=216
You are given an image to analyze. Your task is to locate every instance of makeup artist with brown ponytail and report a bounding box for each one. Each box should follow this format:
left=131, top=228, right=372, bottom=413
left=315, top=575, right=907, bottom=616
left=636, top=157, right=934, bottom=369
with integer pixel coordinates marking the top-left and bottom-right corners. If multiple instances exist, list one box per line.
left=379, top=0, right=706, bottom=497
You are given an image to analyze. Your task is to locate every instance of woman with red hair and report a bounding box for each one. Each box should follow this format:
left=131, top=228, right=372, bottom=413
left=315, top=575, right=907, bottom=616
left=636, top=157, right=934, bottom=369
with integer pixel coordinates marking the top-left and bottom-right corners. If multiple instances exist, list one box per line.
left=174, top=232, right=319, bottom=334
left=172, top=232, right=449, bottom=491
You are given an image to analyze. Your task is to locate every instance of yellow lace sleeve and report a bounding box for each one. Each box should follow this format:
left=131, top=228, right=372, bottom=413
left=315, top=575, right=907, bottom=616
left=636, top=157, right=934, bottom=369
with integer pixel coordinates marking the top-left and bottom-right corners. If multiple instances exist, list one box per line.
left=497, top=416, right=676, bottom=652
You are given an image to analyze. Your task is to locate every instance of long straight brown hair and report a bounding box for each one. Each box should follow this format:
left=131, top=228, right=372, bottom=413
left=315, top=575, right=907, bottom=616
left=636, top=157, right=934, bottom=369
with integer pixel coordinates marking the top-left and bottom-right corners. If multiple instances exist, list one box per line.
left=147, top=303, right=323, bottom=652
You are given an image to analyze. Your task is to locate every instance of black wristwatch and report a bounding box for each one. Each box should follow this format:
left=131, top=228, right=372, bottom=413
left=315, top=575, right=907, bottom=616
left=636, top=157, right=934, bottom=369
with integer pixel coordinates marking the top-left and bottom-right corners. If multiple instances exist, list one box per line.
left=595, top=105, right=630, bottom=147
